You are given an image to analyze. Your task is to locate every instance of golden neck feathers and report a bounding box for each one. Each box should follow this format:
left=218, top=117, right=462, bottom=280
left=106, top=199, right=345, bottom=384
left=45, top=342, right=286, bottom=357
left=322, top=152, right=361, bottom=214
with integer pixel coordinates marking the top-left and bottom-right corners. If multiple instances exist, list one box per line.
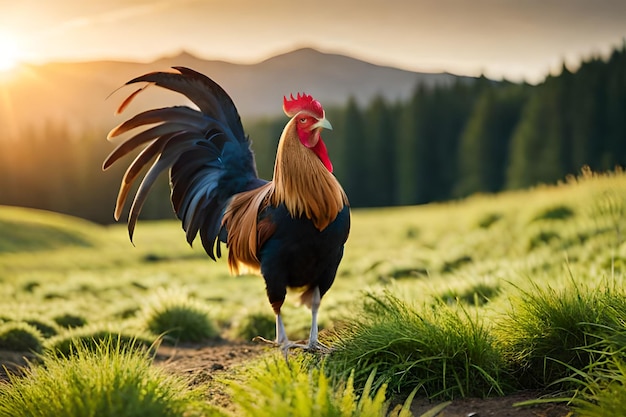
left=222, top=117, right=348, bottom=275
left=270, top=118, right=348, bottom=231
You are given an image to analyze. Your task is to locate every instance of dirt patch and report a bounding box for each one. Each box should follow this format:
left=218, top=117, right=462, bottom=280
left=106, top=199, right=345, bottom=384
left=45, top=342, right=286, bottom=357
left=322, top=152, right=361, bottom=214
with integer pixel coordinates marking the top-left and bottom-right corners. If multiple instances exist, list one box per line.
left=156, top=341, right=573, bottom=417
left=0, top=350, right=38, bottom=381
left=155, top=339, right=267, bottom=383
left=154, top=339, right=268, bottom=411
left=1, top=342, right=573, bottom=417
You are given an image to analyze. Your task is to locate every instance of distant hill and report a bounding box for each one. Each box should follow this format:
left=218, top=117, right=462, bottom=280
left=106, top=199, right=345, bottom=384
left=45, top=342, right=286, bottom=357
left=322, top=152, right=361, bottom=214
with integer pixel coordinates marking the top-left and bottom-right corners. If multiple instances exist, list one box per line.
left=0, top=47, right=469, bottom=137
left=0, top=205, right=101, bottom=253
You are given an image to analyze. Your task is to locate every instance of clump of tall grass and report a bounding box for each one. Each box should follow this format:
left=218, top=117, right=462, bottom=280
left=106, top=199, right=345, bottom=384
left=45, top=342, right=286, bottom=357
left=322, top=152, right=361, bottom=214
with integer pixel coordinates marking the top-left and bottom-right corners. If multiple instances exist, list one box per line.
left=531, top=205, right=575, bottom=222
left=521, top=327, right=626, bottom=415
left=0, top=337, right=218, bottom=417
left=495, top=279, right=626, bottom=389
left=45, top=325, right=156, bottom=357
left=22, top=318, right=61, bottom=338
left=52, top=312, right=87, bottom=329
left=230, top=309, right=275, bottom=341
left=225, top=352, right=415, bottom=417
left=440, top=254, right=473, bottom=273
left=142, top=288, right=219, bottom=343
left=325, top=291, right=509, bottom=399
left=569, top=340, right=626, bottom=417
left=0, top=316, right=60, bottom=338
left=0, top=322, right=43, bottom=353
left=439, top=281, right=500, bottom=306
left=587, top=188, right=626, bottom=238
left=476, top=212, right=502, bottom=229
left=527, top=229, right=561, bottom=251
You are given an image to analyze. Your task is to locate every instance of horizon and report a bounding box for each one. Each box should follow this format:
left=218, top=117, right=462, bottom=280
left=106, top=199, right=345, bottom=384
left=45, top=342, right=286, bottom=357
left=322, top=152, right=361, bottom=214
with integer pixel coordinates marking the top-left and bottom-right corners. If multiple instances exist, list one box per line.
left=7, top=43, right=625, bottom=86
left=1, top=1, right=625, bottom=84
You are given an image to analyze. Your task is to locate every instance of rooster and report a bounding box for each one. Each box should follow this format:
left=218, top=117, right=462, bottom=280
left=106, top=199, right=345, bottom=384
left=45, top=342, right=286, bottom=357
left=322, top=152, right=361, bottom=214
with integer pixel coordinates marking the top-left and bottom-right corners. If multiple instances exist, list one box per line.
left=103, top=67, right=350, bottom=352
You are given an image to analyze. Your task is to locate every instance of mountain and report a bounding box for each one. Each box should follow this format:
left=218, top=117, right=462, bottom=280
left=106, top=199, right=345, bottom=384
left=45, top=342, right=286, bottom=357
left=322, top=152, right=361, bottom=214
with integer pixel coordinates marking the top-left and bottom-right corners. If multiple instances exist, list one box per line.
left=0, top=47, right=468, bottom=138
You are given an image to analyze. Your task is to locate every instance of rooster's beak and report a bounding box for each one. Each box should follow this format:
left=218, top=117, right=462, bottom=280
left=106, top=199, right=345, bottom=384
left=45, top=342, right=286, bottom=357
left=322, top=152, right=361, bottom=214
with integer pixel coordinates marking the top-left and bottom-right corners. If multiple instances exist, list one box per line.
left=312, top=118, right=333, bottom=131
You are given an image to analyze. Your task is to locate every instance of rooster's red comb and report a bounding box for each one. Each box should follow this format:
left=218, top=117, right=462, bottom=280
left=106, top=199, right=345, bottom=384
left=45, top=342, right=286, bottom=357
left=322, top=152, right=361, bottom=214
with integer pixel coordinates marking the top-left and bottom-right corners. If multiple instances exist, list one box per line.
left=283, top=93, right=324, bottom=119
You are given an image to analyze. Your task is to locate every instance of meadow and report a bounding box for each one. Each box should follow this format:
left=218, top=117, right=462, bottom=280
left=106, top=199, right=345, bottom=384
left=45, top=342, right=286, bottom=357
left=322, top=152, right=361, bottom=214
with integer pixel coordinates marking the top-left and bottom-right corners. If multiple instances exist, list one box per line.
left=1, top=168, right=626, bottom=416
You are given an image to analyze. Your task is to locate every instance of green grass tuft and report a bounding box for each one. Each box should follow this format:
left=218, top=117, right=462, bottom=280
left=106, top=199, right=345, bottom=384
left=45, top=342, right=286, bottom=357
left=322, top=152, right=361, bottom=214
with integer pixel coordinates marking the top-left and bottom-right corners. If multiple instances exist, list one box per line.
left=440, top=255, right=473, bottom=273
left=527, top=229, right=561, bottom=250
left=495, top=279, right=626, bottom=389
left=476, top=212, right=502, bottom=229
left=325, top=292, right=509, bottom=399
left=531, top=205, right=575, bottom=222
left=440, top=282, right=500, bottom=306
left=569, top=340, right=626, bottom=417
left=528, top=327, right=626, bottom=415
left=0, top=322, right=43, bottom=353
left=0, top=337, right=219, bottom=417
left=387, top=266, right=429, bottom=280
left=52, top=313, right=88, bottom=329
left=230, top=310, right=275, bottom=341
left=225, top=353, right=414, bottom=417
left=22, top=318, right=61, bottom=338
left=0, top=316, right=60, bottom=338
left=142, top=288, right=219, bottom=343
left=45, top=325, right=156, bottom=357
left=21, top=280, right=40, bottom=293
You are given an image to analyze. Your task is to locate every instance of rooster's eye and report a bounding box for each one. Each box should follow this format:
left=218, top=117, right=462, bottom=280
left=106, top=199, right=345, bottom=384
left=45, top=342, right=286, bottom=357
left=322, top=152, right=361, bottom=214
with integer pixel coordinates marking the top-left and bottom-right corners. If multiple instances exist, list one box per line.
left=299, top=118, right=307, bottom=123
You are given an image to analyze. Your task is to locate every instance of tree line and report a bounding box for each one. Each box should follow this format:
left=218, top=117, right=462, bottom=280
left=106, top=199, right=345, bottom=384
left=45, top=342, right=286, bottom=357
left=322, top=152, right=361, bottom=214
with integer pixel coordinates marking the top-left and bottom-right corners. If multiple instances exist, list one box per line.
left=327, top=45, right=626, bottom=207
left=1, top=45, right=625, bottom=224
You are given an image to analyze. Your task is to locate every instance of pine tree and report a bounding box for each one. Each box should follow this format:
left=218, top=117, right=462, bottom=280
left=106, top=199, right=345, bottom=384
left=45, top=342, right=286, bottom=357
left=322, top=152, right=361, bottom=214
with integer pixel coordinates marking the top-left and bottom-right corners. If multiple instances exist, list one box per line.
left=339, top=97, right=369, bottom=206
left=395, top=84, right=428, bottom=205
left=364, top=95, right=397, bottom=206
left=455, top=84, right=527, bottom=197
left=506, top=75, right=567, bottom=189
left=604, top=45, right=626, bottom=168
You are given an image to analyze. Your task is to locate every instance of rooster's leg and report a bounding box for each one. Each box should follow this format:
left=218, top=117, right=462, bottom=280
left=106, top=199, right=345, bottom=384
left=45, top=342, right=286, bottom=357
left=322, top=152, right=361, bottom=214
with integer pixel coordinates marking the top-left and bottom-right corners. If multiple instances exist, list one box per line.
left=253, top=300, right=294, bottom=351
left=253, top=310, right=301, bottom=357
left=275, top=312, right=288, bottom=345
left=306, top=286, right=331, bottom=353
left=253, top=290, right=330, bottom=354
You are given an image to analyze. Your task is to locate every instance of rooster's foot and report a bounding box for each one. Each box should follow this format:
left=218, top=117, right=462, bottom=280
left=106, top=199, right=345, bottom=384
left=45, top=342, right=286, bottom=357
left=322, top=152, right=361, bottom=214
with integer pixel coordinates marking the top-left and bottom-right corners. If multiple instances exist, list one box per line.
left=304, top=340, right=333, bottom=354
left=252, top=336, right=332, bottom=355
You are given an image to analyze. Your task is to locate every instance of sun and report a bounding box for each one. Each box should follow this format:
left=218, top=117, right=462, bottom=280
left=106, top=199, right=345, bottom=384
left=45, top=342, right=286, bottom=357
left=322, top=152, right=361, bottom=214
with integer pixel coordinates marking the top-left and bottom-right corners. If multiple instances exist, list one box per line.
left=0, top=33, right=21, bottom=72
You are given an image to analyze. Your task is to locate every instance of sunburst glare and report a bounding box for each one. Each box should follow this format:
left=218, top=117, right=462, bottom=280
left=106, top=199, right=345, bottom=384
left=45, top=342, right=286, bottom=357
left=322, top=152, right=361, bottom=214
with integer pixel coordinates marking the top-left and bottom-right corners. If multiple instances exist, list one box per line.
left=0, top=33, right=21, bottom=72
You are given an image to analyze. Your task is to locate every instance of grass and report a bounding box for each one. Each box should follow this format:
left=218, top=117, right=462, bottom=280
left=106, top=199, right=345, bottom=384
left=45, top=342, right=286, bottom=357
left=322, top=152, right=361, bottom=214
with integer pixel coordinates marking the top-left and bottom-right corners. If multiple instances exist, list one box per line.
left=2, top=168, right=626, bottom=412
left=0, top=337, right=216, bottom=417
left=439, top=280, right=501, bottom=306
left=516, top=327, right=626, bottom=416
left=0, top=315, right=60, bottom=338
left=0, top=206, right=100, bottom=253
left=230, top=309, right=276, bottom=341
left=531, top=204, right=576, bottom=222
left=571, top=353, right=626, bottom=416
left=141, top=287, right=220, bottom=343
left=495, top=277, right=626, bottom=389
left=45, top=324, right=156, bottom=357
left=224, top=352, right=415, bottom=417
left=325, top=291, right=509, bottom=399
left=0, top=322, right=43, bottom=353
left=52, top=312, right=88, bottom=329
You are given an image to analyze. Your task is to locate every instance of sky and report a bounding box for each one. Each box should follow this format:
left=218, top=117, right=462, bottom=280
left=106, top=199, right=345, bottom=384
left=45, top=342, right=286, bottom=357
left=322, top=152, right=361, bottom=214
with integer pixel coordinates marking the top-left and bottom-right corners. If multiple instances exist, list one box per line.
left=1, top=0, right=625, bottom=83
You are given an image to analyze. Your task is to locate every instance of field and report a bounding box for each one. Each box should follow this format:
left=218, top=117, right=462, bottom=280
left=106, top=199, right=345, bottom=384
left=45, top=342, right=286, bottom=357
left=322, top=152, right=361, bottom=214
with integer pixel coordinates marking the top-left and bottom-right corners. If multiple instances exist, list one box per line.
left=1, top=169, right=626, bottom=416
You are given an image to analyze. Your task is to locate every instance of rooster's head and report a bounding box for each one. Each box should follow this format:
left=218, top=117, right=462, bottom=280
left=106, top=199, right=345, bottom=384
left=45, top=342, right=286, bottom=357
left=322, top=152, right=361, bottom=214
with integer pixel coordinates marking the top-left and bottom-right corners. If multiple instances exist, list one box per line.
left=283, top=93, right=333, bottom=172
